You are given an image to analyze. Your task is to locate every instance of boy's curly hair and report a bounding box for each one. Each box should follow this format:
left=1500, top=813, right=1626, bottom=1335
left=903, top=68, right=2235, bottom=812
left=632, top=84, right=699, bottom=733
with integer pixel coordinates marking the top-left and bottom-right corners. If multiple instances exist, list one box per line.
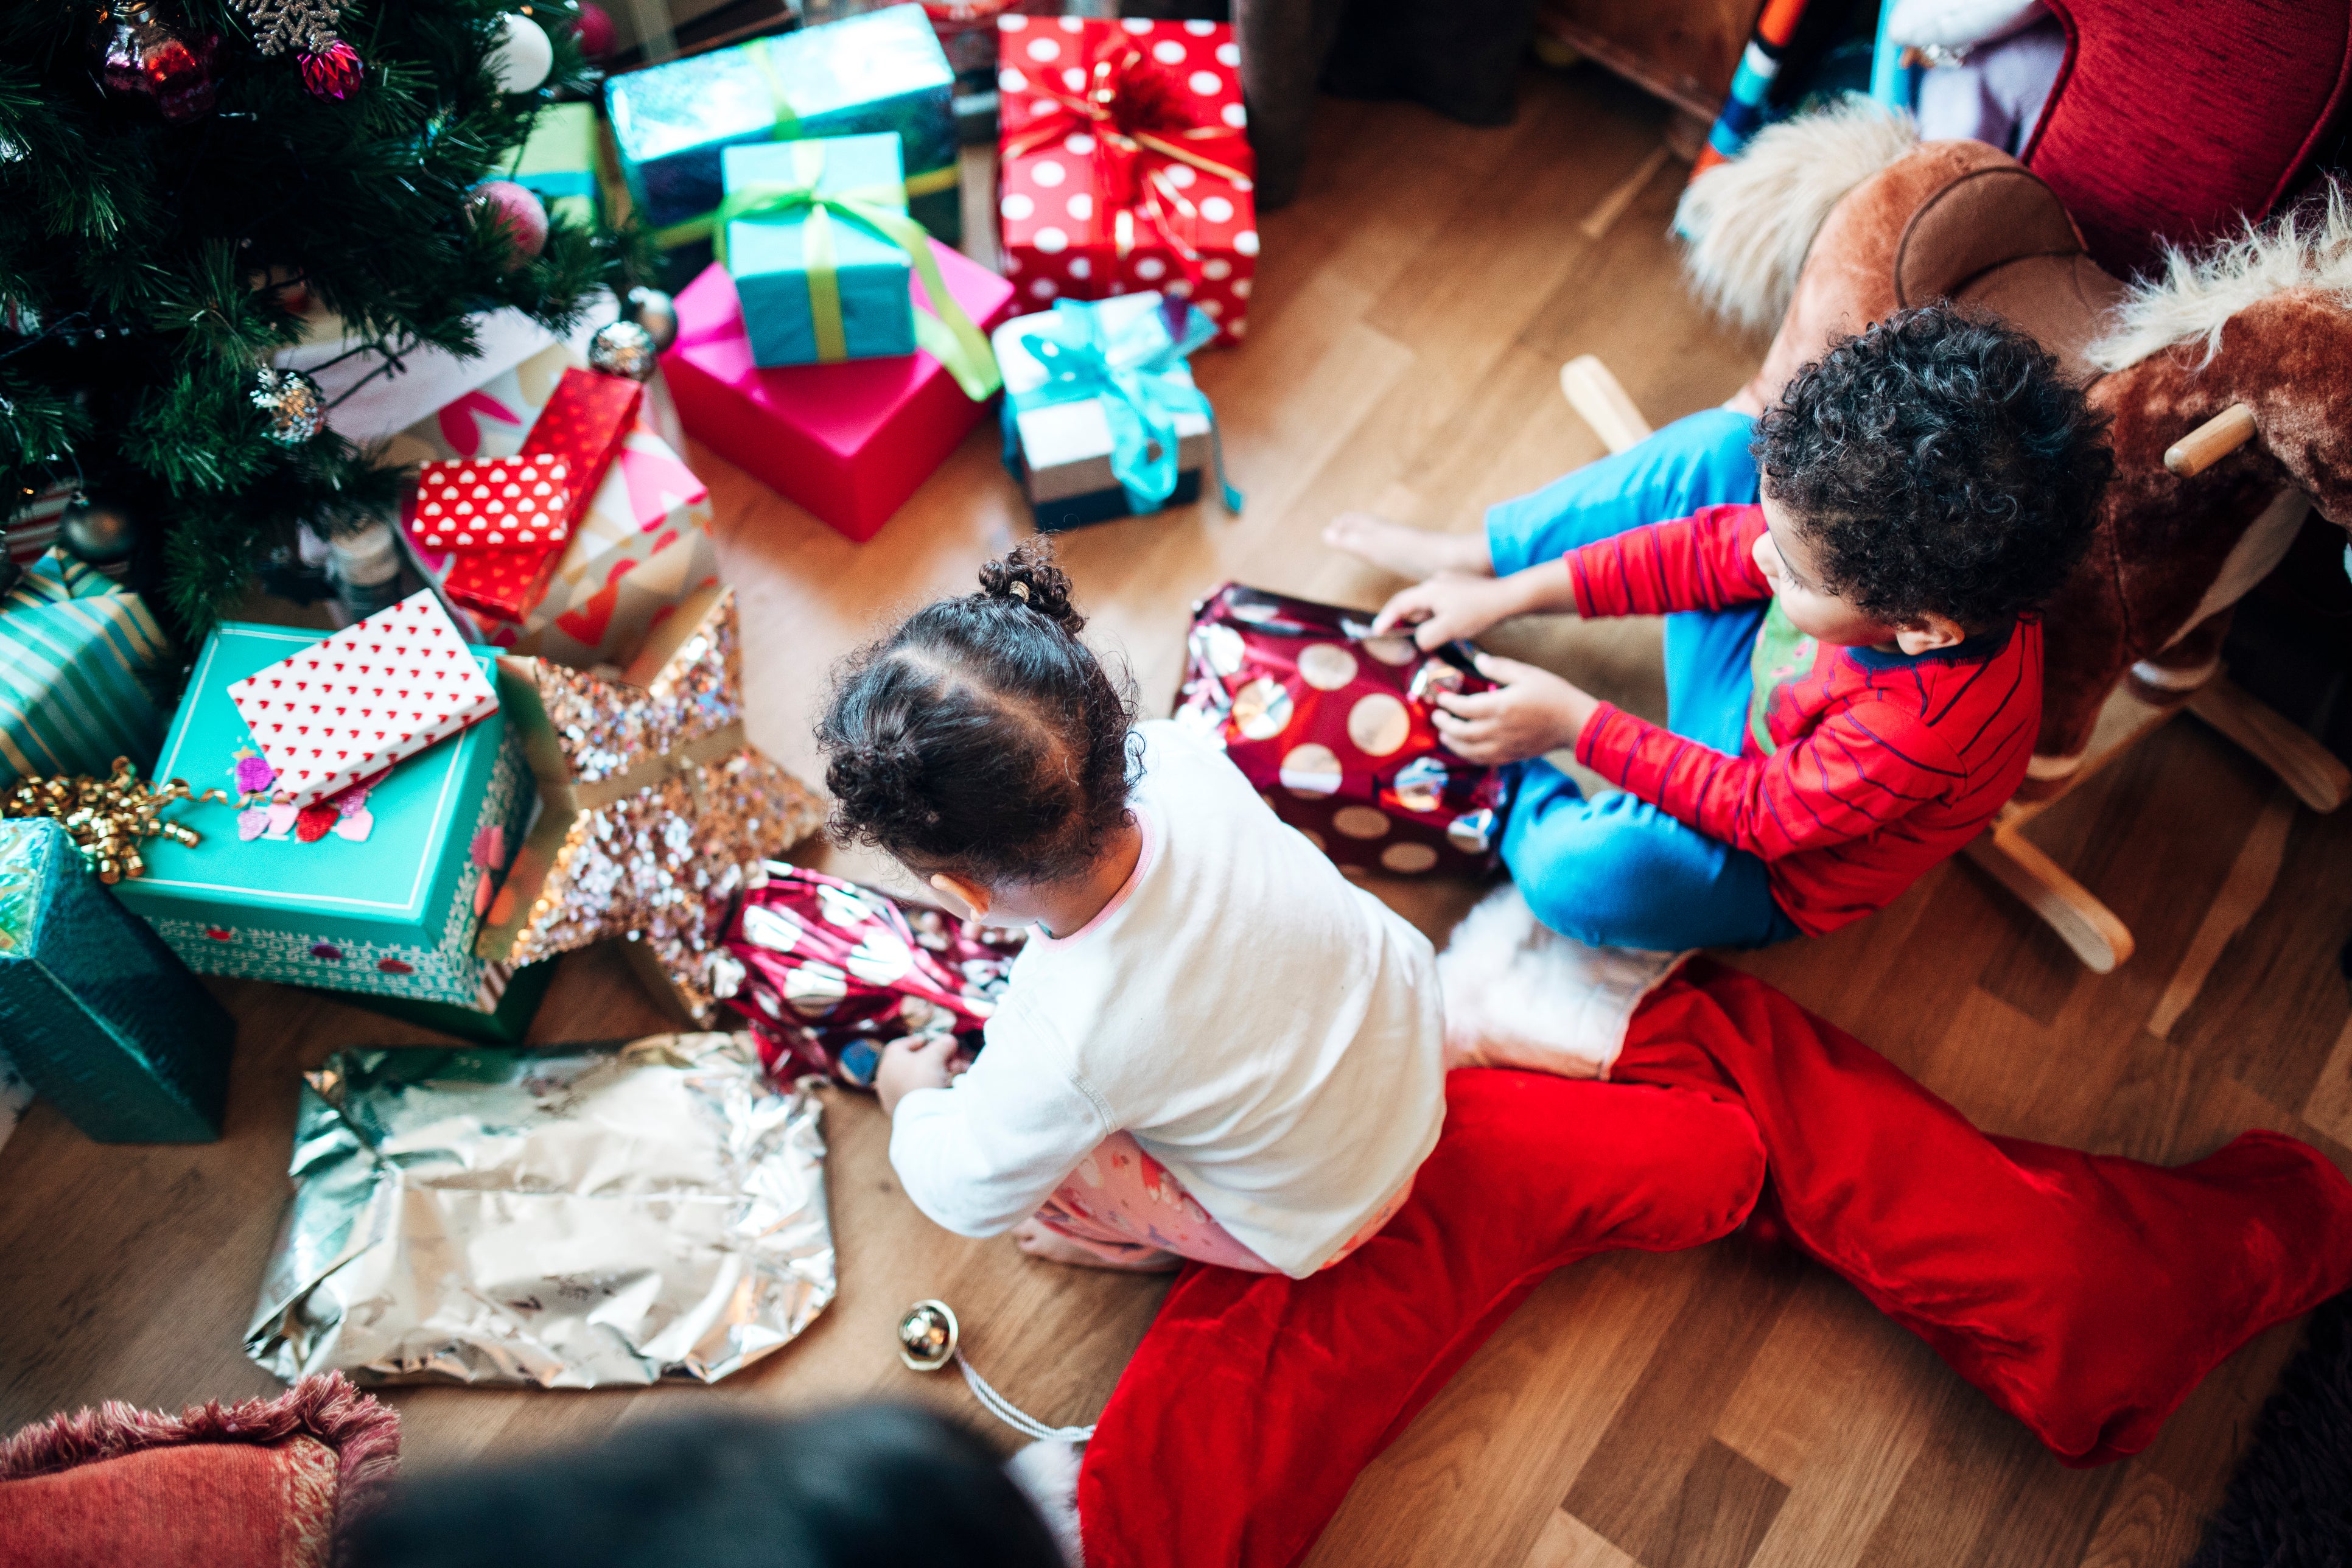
left=814, top=538, right=1140, bottom=886
left=1755, top=306, right=2115, bottom=631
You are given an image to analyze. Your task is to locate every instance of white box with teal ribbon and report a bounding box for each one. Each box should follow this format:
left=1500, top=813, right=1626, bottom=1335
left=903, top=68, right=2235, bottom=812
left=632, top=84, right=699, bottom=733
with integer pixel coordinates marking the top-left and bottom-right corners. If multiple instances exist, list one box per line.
left=721, top=135, right=918, bottom=369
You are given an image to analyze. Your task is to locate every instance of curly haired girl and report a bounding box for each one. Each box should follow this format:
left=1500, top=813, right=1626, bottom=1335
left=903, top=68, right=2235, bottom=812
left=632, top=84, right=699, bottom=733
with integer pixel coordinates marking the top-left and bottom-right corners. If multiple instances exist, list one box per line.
left=817, top=540, right=1443, bottom=1275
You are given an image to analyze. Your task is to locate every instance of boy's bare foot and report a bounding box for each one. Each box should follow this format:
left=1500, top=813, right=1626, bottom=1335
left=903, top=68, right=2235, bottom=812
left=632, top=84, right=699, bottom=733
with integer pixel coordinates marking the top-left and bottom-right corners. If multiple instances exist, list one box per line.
left=1012, top=1218, right=1183, bottom=1273
left=1324, top=512, right=1495, bottom=580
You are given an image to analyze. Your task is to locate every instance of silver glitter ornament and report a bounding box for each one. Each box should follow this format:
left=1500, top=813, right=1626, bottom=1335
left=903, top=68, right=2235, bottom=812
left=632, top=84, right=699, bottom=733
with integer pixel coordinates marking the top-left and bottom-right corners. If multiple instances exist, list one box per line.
left=59, top=494, right=140, bottom=565
left=622, top=286, right=680, bottom=354
left=251, top=366, right=325, bottom=445
left=587, top=318, right=658, bottom=382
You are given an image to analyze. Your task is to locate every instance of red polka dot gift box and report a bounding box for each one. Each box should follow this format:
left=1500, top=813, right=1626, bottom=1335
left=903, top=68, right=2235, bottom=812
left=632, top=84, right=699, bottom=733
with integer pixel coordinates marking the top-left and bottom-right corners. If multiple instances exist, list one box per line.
left=995, top=16, right=1256, bottom=346
left=1174, top=584, right=1510, bottom=880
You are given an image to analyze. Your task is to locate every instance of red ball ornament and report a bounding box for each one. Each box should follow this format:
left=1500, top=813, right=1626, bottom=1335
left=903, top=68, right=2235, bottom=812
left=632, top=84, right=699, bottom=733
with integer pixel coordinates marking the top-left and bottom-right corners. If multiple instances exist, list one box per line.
left=88, top=0, right=221, bottom=124
left=572, top=2, right=616, bottom=61
left=299, top=40, right=365, bottom=99
left=471, top=180, right=550, bottom=271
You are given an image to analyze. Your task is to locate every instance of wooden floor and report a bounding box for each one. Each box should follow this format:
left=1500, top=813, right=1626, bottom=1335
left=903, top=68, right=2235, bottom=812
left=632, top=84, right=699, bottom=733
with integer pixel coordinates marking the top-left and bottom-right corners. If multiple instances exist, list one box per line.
left=7, top=64, right=2351, bottom=1568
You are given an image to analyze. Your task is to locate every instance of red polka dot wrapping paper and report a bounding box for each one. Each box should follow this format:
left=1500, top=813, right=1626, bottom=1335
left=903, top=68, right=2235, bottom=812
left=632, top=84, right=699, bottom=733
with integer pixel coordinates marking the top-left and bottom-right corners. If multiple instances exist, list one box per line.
left=718, top=865, right=1026, bottom=1089
left=225, top=589, right=501, bottom=810
left=1173, top=583, right=1510, bottom=879
left=995, top=16, right=1256, bottom=345
left=409, top=454, right=573, bottom=550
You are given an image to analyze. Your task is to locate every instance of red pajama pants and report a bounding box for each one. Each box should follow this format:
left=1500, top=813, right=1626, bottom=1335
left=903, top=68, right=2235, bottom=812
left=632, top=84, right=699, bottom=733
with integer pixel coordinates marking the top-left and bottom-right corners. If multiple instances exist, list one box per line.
left=1075, top=961, right=2352, bottom=1568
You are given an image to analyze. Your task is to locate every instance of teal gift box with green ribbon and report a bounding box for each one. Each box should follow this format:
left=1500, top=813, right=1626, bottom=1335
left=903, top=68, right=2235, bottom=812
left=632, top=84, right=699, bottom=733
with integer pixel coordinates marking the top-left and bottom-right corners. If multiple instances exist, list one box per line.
left=606, top=5, right=961, bottom=253
left=1, top=547, right=173, bottom=784
left=721, top=136, right=918, bottom=369
left=111, top=622, right=534, bottom=1009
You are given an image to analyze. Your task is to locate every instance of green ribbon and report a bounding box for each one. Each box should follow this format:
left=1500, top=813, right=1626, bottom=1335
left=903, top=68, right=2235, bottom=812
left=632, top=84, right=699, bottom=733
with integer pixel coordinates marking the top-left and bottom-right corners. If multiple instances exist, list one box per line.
left=1007, top=297, right=1241, bottom=515
left=713, top=141, right=1000, bottom=402
left=649, top=37, right=956, bottom=251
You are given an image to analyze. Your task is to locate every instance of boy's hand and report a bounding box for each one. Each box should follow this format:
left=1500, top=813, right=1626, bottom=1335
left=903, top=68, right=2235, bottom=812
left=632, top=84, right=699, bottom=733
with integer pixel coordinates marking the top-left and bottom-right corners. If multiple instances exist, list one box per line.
left=1373, top=573, right=1537, bottom=650
left=877, top=1034, right=962, bottom=1118
left=1432, top=654, right=1603, bottom=765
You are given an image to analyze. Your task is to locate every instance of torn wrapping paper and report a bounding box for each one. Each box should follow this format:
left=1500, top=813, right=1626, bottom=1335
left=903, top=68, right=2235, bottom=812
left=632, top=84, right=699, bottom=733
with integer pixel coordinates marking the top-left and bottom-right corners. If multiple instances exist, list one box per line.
left=245, top=1032, right=835, bottom=1388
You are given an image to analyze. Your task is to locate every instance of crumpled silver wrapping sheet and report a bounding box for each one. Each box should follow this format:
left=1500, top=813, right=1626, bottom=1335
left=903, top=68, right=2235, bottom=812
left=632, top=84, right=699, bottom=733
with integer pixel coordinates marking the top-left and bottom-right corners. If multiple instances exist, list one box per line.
left=246, top=1032, right=834, bottom=1388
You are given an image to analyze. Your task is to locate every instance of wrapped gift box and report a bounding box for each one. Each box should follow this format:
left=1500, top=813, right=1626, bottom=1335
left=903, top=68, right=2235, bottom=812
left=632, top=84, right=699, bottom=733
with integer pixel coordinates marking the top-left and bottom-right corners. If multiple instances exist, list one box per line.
left=411, top=454, right=574, bottom=550
left=1, top=548, right=174, bottom=783
left=605, top=5, right=962, bottom=252
left=995, top=16, right=1256, bottom=345
left=113, top=623, right=533, bottom=1006
left=722, top=135, right=919, bottom=369
left=226, top=591, right=500, bottom=810
left=995, top=292, right=1220, bottom=532
left=389, top=345, right=720, bottom=672
left=509, top=101, right=606, bottom=228
left=1172, top=584, right=1510, bottom=880
left=0, top=816, right=235, bottom=1143
left=664, top=244, right=1017, bottom=541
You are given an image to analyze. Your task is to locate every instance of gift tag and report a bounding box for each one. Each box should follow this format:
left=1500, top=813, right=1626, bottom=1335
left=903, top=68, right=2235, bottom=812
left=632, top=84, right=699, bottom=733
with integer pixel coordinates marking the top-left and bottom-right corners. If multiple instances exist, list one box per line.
left=226, top=591, right=500, bottom=810
left=411, top=455, right=574, bottom=550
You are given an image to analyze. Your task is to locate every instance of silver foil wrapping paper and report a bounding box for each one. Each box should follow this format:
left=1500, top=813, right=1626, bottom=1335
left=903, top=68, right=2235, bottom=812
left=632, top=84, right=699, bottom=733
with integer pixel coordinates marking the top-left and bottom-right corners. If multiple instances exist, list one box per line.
left=247, top=1032, right=834, bottom=1388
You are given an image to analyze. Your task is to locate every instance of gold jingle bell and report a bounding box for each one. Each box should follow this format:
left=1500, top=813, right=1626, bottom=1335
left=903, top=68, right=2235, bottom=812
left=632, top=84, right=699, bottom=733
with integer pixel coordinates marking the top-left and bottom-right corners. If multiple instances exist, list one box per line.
left=897, top=1298, right=959, bottom=1372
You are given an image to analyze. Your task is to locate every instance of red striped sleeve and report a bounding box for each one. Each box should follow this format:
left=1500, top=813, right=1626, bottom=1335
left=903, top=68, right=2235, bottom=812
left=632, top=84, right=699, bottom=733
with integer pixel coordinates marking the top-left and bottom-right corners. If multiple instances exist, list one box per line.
left=1566, top=504, right=1773, bottom=618
left=1575, top=699, right=1969, bottom=861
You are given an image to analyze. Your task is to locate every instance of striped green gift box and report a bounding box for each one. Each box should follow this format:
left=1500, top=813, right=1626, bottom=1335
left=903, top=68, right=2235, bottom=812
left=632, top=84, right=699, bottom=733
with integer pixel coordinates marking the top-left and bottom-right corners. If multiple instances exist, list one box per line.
left=0, top=549, right=174, bottom=783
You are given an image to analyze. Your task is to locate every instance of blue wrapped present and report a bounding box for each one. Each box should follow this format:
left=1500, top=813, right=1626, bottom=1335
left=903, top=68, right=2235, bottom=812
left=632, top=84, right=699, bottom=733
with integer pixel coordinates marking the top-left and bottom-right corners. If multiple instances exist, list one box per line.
left=606, top=5, right=961, bottom=251
left=0, top=816, right=234, bottom=1143
left=721, top=136, right=917, bottom=368
left=994, top=293, right=1243, bottom=533
left=0, top=548, right=173, bottom=783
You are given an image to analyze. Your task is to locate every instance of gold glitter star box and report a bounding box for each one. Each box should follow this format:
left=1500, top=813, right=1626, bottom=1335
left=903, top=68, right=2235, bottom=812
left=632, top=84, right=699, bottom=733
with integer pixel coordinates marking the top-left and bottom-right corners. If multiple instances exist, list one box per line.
left=112, top=620, right=534, bottom=1006
left=474, top=587, right=826, bottom=1025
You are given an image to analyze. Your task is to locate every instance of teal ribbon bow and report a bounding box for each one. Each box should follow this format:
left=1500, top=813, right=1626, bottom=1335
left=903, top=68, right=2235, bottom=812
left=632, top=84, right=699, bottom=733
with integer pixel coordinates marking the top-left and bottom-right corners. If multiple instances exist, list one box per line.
left=1009, top=298, right=1242, bottom=516
left=713, top=140, right=1001, bottom=402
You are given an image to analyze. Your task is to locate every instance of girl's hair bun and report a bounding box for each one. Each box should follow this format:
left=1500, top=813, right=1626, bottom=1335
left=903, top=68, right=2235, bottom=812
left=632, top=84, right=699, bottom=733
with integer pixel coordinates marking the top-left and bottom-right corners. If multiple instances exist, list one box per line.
left=977, top=537, right=1085, bottom=635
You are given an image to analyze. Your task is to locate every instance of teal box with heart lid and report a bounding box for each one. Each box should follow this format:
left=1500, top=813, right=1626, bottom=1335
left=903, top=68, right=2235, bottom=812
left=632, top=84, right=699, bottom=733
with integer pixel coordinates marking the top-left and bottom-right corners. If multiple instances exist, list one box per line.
left=111, top=621, right=534, bottom=1006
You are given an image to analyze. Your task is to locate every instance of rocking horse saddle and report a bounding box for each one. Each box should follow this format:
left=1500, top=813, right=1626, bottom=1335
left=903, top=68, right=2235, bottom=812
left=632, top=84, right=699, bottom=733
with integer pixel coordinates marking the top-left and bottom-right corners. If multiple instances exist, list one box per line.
left=1741, top=139, right=2129, bottom=413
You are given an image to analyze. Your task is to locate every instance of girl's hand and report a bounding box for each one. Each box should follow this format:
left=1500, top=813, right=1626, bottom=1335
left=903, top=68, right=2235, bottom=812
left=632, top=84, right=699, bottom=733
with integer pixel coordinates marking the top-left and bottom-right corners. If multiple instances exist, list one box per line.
left=877, top=1034, right=961, bottom=1118
left=1432, top=654, right=1601, bottom=765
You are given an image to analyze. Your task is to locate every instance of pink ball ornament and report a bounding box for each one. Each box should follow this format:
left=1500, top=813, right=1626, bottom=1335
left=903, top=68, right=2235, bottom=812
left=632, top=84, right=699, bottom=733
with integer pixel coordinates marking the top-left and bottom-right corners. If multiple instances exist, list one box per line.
left=471, top=180, right=549, bottom=271
left=572, top=2, right=615, bottom=61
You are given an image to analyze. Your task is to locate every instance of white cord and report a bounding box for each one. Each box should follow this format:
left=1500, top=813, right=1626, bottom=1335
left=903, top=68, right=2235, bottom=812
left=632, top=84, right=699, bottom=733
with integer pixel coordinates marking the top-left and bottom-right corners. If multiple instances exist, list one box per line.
left=957, top=1352, right=1096, bottom=1443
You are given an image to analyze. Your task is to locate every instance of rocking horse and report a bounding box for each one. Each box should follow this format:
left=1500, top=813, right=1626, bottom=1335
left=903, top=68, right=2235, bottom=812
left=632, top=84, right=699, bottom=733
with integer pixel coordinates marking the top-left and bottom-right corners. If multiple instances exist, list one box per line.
left=1564, top=113, right=2352, bottom=971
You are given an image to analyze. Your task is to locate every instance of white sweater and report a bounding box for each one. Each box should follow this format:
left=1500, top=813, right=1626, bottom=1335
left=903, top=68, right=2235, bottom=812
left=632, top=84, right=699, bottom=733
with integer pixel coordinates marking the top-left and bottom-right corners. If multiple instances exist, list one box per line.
left=890, top=721, right=1446, bottom=1277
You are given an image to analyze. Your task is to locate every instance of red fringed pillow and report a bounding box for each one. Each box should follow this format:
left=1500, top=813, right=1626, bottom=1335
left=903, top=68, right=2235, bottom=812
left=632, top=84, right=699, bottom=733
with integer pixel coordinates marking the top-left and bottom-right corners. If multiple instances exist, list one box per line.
left=0, top=1373, right=399, bottom=1568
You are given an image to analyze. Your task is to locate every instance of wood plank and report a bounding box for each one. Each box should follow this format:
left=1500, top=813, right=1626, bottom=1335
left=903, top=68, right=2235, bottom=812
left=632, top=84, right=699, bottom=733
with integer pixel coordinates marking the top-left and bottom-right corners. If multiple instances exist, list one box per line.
left=1525, top=1508, right=1648, bottom=1568
left=2076, top=1466, right=2205, bottom=1568
left=2147, top=789, right=2295, bottom=1037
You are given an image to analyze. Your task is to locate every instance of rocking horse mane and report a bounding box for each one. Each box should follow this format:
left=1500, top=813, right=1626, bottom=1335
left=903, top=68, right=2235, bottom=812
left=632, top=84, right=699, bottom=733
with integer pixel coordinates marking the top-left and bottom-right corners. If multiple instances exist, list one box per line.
left=2085, top=181, right=2352, bottom=373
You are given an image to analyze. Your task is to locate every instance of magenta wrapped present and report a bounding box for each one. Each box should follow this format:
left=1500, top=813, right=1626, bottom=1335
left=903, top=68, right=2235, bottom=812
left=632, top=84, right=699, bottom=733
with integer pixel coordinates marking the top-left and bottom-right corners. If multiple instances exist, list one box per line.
left=715, top=865, right=1025, bottom=1088
left=1173, top=583, right=1509, bottom=879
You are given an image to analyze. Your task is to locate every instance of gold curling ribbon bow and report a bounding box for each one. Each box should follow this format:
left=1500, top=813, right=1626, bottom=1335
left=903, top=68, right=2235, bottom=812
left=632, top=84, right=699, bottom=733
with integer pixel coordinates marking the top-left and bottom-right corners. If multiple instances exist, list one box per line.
left=999, top=41, right=1253, bottom=282
left=713, top=142, right=1001, bottom=402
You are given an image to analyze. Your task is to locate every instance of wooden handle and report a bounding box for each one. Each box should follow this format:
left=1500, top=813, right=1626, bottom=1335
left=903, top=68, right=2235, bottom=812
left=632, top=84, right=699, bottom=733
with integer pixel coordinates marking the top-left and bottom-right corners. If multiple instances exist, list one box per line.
left=2164, top=403, right=2256, bottom=477
left=1559, top=355, right=1654, bottom=455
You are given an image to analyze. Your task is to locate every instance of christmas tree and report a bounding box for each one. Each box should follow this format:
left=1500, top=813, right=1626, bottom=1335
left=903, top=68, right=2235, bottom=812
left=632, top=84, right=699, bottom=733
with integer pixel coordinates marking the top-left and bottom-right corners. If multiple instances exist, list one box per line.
left=0, top=0, right=634, bottom=633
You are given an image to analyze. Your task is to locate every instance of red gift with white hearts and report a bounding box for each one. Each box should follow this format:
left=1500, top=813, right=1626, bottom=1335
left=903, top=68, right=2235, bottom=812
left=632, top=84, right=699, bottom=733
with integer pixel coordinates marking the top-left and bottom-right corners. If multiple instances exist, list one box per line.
left=410, top=455, right=572, bottom=550
left=227, top=589, right=500, bottom=809
left=995, top=15, right=1257, bottom=345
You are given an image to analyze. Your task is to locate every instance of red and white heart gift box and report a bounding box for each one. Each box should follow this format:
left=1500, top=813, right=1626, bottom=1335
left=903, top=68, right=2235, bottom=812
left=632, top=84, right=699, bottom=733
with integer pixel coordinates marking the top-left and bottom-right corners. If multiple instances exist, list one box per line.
left=995, top=16, right=1257, bottom=345
left=411, top=455, right=573, bottom=550
left=227, top=589, right=500, bottom=808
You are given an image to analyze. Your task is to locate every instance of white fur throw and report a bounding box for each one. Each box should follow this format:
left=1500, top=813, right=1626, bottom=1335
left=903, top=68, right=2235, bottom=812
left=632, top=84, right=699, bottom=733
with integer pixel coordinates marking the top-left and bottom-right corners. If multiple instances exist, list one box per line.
left=1437, top=886, right=1689, bottom=1081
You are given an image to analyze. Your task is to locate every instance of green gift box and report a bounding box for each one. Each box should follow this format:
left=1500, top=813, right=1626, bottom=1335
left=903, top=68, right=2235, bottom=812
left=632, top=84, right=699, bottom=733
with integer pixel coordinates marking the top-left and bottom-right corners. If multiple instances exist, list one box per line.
left=0, top=816, right=234, bottom=1143
left=509, top=102, right=605, bottom=229
left=721, top=135, right=919, bottom=369
left=112, top=622, right=533, bottom=1007
left=1, top=548, right=174, bottom=783
left=605, top=4, right=961, bottom=251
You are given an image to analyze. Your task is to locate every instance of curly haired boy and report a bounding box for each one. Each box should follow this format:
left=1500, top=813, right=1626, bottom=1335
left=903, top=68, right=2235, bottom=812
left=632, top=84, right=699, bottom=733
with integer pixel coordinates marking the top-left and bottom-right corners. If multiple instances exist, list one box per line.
left=1328, top=306, right=2115, bottom=950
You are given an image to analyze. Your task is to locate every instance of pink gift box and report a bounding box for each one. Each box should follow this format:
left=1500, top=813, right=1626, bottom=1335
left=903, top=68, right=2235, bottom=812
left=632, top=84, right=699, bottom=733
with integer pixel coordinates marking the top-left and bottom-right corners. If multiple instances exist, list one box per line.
left=661, top=241, right=1020, bottom=543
